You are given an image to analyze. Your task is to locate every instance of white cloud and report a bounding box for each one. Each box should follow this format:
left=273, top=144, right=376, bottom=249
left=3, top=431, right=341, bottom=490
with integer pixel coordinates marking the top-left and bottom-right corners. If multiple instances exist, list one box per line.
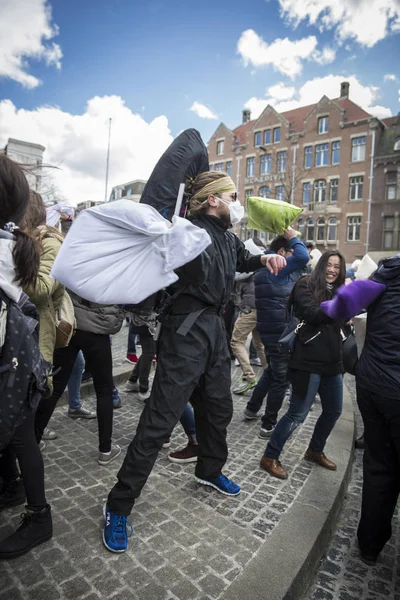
left=189, top=101, right=218, bottom=120
left=313, top=46, right=336, bottom=65
left=279, top=0, right=400, bottom=48
left=237, top=29, right=336, bottom=78
left=266, top=83, right=296, bottom=101
left=0, top=96, right=174, bottom=205
left=0, top=0, right=62, bottom=88
left=384, top=74, right=398, bottom=82
left=244, top=75, right=392, bottom=119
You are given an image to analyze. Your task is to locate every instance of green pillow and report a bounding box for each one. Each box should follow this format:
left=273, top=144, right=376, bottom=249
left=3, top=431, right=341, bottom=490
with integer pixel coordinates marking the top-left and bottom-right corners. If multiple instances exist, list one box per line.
left=247, top=196, right=303, bottom=235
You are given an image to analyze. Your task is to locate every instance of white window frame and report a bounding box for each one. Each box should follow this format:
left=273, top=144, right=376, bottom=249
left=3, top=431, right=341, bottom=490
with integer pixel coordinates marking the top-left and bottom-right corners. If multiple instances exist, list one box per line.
left=254, top=131, right=262, bottom=147
left=275, top=185, right=285, bottom=201
left=314, top=180, right=327, bottom=203
left=306, top=218, right=315, bottom=242
left=302, top=182, right=311, bottom=205
left=246, top=157, right=255, bottom=177
left=258, top=186, right=270, bottom=198
left=386, top=172, right=397, bottom=201
left=318, top=116, right=329, bottom=134
left=317, top=218, right=326, bottom=241
left=316, top=143, right=329, bottom=167
left=226, top=160, right=232, bottom=177
left=351, top=137, right=366, bottom=162
left=216, top=140, right=224, bottom=156
left=332, top=141, right=341, bottom=165
left=349, top=176, right=364, bottom=201
left=327, top=217, right=337, bottom=242
left=214, top=162, right=225, bottom=172
left=260, top=153, right=272, bottom=175
left=330, top=178, right=339, bottom=203
left=264, top=130, right=271, bottom=145
left=277, top=150, right=287, bottom=173
left=304, top=145, right=313, bottom=169
left=273, top=127, right=281, bottom=143
left=347, top=216, right=362, bottom=242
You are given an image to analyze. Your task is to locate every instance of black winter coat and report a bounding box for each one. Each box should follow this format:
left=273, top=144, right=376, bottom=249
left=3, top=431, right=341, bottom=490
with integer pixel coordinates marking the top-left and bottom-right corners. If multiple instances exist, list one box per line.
left=289, top=277, right=343, bottom=376
left=170, top=215, right=263, bottom=313
left=356, top=253, right=400, bottom=399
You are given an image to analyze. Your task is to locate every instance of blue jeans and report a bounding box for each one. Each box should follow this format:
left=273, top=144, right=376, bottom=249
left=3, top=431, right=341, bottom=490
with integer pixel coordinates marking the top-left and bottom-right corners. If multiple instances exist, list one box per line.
left=246, top=342, right=289, bottom=429
left=128, top=324, right=137, bottom=355
left=180, top=404, right=196, bottom=441
left=67, top=350, right=85, bottom=410
left=265, top=373, right=343, bottom=459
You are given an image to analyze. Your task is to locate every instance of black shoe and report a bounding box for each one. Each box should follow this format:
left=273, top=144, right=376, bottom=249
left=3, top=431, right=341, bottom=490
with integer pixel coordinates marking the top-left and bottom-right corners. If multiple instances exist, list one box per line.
left=0, top=504, right=52, bottom=559
left=0, top=478, right=26, bottom=511
left=360, top=553, right=378, bottom=566
left=355, top=434, right=365, bottom=450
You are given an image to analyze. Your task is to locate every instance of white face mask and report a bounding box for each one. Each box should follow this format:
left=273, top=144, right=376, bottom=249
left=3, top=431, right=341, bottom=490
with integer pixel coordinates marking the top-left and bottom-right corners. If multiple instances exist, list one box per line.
left=216, top=197, right=245, bottom=224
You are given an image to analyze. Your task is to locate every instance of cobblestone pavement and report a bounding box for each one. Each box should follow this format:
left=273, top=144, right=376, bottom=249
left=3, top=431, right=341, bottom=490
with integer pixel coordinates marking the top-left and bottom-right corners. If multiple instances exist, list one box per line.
left=307, top=376, right=400, bottom=600
left=0, top=330, right=341, bottom=600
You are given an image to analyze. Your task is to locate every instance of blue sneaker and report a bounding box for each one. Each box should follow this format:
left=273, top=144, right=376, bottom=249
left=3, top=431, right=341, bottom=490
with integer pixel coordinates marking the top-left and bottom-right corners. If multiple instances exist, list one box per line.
left=112, top=387, right=122, bottom=409
left=194, top=474, right=241, bottom=496
left=103, top=503, right=133, bottom=553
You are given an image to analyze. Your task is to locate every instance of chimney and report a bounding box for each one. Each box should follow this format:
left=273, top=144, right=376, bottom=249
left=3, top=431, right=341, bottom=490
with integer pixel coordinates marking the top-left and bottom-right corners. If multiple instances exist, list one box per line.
left=242, top=109, right=251, bottom=124
left=340, top=81, right=350, bottom=99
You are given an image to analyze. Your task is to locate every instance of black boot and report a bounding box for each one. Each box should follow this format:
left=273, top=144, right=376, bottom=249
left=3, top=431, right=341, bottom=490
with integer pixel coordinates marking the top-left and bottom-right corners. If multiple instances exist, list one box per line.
left=0, top=504, right=52, bottom=559
left=0, top=478, right=26, bottom=511
left=355, top=434, right=365, bottom=450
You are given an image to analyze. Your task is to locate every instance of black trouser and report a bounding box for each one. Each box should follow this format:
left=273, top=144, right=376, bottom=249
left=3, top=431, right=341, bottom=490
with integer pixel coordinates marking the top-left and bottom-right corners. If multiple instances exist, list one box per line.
left=0, top=406, right=47, bottom=510
left=356, top=383, right=400, bottom=557
left=34, top=329, right=114, bottom=453
left=129, top=334, right=156, bottom=392
left=108, top=312, right=233, bottom=516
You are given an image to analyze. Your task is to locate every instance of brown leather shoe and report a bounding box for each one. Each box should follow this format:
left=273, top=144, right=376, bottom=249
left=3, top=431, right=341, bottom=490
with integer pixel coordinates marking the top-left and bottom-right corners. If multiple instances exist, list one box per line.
left=260, top=456, right=288, bottom=480
left=304, top=449, right=337, bottom=471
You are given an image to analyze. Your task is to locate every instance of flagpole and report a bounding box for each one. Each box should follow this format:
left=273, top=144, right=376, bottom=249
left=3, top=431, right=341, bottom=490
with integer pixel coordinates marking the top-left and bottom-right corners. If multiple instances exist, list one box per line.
left=104, top=118, right=112, bottom=203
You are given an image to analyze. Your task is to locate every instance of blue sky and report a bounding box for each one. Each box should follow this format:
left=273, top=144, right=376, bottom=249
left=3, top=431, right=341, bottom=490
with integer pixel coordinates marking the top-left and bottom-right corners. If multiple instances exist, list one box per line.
left=0, top=0, right=399, bottom=203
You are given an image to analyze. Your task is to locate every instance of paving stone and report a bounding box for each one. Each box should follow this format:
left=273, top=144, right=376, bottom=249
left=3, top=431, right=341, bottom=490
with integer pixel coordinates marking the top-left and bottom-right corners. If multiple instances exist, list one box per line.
left=27, top=584, right=61, bottom=600
left=197, top=573, right=227, bottom=598
left=171, top=579, right=201, bottom=600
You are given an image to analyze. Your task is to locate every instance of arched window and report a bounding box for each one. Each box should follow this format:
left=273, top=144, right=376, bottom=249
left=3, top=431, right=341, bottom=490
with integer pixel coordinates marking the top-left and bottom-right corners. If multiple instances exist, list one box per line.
left=328, top=218, right=337, bottom=241
left=297, top=218, right=306, bottom=238
left=317, top=218, right=325, bottom=241
left=394, top=139, right=400, bottom=151
left=259, top=186, right=270, bottom=198
left=314, top=180, right=327, bottom=203
left=306, top=218, right=315, bottom=241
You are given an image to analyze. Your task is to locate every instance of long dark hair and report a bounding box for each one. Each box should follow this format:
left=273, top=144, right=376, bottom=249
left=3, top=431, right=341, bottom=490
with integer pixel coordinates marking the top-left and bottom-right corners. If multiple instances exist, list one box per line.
left=0, top=156, right=41, bottom=287
left=309, top=250, right=346, bottom=303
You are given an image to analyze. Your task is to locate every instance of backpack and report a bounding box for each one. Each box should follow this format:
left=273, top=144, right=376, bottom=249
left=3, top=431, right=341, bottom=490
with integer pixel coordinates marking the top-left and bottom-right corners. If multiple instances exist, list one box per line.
left=49, top=290, right=76, bottom=348
left=0, top=289, right=52, bottom=451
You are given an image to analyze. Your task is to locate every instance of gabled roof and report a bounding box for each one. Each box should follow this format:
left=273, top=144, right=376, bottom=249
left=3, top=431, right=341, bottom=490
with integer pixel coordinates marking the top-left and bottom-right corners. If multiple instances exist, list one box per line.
left=232, top=120, right=256, bottom=145
left=226, top=97, right=374, bottom=146
left=382, top=116, right=399, bottom=128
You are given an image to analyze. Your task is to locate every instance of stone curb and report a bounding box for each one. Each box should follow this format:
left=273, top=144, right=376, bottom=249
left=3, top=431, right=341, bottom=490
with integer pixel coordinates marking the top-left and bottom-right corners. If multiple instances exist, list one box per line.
left=222, top=383, right=355, bottom=600
left=58, top=363, right=133, bottom=406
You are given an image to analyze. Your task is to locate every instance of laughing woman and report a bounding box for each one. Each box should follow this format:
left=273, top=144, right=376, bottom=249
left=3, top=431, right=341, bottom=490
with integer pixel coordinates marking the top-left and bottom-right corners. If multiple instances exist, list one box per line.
left=260, top=250, right=346, bottom=480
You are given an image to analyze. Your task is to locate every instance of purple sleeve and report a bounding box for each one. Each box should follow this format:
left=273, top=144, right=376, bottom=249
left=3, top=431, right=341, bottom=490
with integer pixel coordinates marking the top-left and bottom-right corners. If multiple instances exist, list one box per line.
left=320, top=280, right=387, bottom=320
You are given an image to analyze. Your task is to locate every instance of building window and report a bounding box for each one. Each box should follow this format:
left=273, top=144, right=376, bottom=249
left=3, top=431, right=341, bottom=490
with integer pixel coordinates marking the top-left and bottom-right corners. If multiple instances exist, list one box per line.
left=273, top=127, right=281, bottom=143
left=216, top=140, right=224, bottom=156
left=316, top=143, right=329, bottom=167
left=349, top=176, right=364, bottom=201
left=306, top=218, right=315, bottom=241
left=214, top=162, right=224, bottom=172
left=314, top=180, right=327, bottom=203
left=298, top=218, right=305, bottom=238
left=330, top=178, right=339, bottom=202
left=259, top=186, right=270, bottom=198
left=226, top=161, right=232, bottom=177
left=317, top=218, right=325, bottom=241
left=304, top=146, right=313, bottom=169
left=347, top=216, right=361, bottom=242
left=245, top=189, right=253, bottom=199
left=386, top=172, right=397, bottom=201
left=254, top=132, right=262, bottom=147
left=275, top=185, right=285, bottom=201
left=351, top=136, right=366, bottom=162
left=264, top=130, right=271, bottom=145
left=318, top=116, right=328, bottom=134
left=383, top=217, right=395, bottom=249
left=277, top=151, right=287, bottom=173
left=328, top=217, right=337, bottom=241
left=394, top=140, right=400, bottom=151
left=260, top=154, right=272, bottom=175
left=303, top=182, right=311, bottom=204
left=332, top=141, right=341, bottom=165
left=246, top=157, right=255, bottom=177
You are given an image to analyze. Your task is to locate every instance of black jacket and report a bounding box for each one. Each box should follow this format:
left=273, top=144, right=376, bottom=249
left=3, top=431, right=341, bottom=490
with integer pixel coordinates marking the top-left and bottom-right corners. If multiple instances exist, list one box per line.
left=289, top=277, right=343, bottom=376
left=170, top=215, right=263, bottom=313
left=356, top=253, right=400, bottom=399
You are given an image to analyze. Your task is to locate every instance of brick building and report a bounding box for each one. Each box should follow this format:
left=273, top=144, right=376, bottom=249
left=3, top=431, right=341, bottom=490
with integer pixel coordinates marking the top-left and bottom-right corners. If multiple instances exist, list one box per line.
left=208, top=82, right=398, bottom=264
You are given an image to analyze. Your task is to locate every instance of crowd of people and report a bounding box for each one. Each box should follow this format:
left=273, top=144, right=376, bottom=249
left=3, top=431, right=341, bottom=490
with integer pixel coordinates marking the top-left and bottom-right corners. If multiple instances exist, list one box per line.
left=0, top=155, right=399, bottom=572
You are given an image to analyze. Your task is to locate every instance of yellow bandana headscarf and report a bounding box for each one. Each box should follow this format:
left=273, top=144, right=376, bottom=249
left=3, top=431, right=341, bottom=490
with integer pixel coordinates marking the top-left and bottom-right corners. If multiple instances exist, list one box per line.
left=189, top=175, right=236, bottom=215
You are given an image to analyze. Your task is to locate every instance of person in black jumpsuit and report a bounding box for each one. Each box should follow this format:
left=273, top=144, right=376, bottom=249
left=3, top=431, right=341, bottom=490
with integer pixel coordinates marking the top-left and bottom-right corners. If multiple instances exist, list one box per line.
left=103, top=171, right=286, bottom=552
